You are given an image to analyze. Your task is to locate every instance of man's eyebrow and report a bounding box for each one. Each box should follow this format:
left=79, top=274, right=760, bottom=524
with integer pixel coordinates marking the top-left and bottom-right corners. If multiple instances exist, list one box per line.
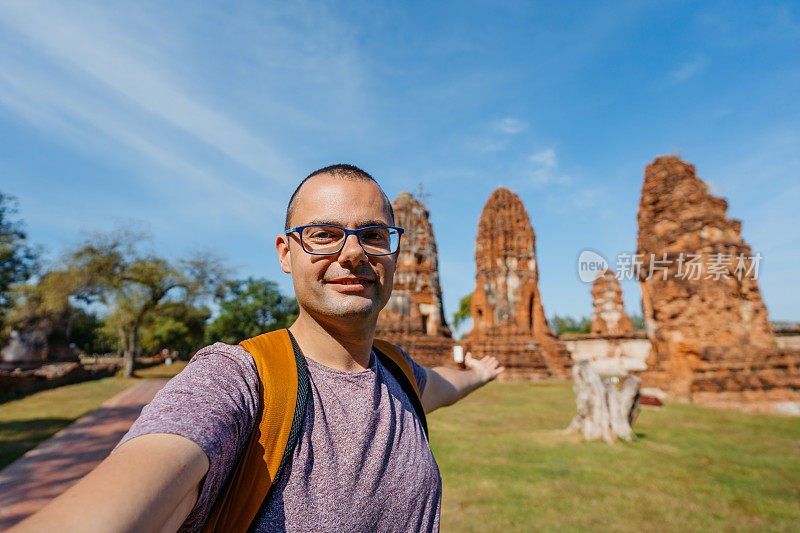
left=306, top=219, right=392, bottom=228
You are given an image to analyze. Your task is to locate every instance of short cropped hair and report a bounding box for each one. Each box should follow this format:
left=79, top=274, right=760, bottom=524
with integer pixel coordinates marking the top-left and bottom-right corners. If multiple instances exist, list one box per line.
left=284, top=164, right=395, bottom=230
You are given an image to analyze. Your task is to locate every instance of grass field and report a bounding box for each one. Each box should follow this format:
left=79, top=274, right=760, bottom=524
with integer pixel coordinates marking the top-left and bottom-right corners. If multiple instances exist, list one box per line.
left=430, top=382, right=800, bottom=532
left=0, top=361, right=187, bottom=470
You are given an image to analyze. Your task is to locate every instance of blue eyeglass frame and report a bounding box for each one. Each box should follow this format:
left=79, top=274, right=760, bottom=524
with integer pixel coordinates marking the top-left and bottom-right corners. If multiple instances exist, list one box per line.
left=285, top=224, right=405, bottom=256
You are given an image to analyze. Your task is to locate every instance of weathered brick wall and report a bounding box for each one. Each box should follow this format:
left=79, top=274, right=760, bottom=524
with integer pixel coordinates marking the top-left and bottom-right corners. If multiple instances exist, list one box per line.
left=377, top=192, right=455, bottom=365
left=464, top=187, right=571, bottom=379
left=635, top=156, right=798, bottom=408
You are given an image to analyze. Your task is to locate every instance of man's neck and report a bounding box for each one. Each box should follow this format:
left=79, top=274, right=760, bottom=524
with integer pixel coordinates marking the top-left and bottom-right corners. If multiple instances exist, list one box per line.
left=288, top=311, right=376, bottom=372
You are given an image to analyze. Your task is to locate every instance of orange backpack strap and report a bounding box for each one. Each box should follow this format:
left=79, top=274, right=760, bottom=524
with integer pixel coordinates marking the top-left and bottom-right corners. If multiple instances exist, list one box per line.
left=202, top=329, right=309, bottom=532
left=372, top=338, right=428, bottom=439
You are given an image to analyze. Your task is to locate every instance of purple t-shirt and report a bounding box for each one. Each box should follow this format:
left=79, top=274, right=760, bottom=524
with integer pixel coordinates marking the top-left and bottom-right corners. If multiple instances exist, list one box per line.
left=114, top=341, right=442, bottom=532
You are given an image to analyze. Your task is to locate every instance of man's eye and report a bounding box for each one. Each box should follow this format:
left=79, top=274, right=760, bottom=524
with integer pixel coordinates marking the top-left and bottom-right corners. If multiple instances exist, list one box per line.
left=307, top=231, right=336, bottom=240
left=362, top=230, right=389, bottom=242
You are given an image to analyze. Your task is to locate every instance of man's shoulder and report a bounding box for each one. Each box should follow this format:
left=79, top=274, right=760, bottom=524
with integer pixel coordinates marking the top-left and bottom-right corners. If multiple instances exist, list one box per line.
left=191, top=341, right=256, bottom=367
left=373, top=341, right=428, bottom=395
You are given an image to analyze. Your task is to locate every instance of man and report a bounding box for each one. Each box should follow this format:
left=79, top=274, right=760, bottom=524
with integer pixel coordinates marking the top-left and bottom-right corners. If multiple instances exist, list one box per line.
left=13, top=164, right=504, bottom=532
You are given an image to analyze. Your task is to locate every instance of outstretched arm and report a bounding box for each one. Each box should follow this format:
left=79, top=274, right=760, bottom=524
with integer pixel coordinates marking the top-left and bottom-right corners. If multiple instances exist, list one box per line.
left=10, top=433, right=208, bottom=533
left=421, top=354, right=504, bottom=413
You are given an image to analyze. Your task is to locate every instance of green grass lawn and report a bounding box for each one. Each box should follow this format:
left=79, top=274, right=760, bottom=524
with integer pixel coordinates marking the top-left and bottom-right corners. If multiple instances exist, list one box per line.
left=0, top=361, right=187, bottom=470
left=430, top=382, right=800, bottom=533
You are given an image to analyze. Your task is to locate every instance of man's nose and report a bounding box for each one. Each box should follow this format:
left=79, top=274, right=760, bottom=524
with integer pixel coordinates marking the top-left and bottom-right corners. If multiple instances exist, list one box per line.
left=337, top=233, right=368, bottom=265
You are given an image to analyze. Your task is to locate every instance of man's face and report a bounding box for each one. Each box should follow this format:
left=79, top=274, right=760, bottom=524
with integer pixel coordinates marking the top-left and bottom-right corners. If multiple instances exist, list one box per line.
left=276, top=174, right=397, bottom=324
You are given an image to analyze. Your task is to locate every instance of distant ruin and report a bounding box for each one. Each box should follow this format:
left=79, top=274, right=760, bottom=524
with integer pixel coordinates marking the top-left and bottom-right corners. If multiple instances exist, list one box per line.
left=376, top=192, right=455, bottom=367
left=462, top=187, right=572, bottom=379
left=635, top=155, right=800, bottom=411
left=562, top=270, right=650, bottom=377
left=590, top=270, right=634, bottom=336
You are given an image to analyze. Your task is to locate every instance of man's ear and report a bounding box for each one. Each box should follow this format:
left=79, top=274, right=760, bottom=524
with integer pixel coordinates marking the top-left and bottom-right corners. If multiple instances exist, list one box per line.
left=276, top=234, right=292, bottom=274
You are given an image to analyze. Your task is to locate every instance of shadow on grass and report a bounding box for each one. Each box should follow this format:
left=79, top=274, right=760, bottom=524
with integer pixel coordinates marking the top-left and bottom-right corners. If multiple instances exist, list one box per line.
left=0, top=417, right=75, bottom=470
left=0, top=404, right=146, bottom=473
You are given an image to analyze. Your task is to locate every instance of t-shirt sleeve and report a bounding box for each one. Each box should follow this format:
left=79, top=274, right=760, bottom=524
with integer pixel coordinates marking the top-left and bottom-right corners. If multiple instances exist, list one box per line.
left=112, top=342, right=260, bottom=533
left=397, top=347, right=428, bottom=396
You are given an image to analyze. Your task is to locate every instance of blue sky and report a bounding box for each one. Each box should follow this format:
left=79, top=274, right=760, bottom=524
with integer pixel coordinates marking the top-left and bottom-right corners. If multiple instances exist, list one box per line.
left=1, top=0, right=799, bottom=333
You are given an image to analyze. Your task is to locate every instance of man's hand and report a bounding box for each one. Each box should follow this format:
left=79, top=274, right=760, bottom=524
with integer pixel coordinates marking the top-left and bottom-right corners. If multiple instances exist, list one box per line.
left=464, top=353, right=505, bottom=384
left=421, top=355, right=505, bottom=414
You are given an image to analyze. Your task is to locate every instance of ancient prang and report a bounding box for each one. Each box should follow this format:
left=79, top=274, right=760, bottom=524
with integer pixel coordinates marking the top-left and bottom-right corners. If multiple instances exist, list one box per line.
left=462, top=187, right=572, bottom=379
left=636, top=156, right=800, bottom=410
left=590, top=270, right=634, bottom=337
left=376, top=192, right=455, bottom=367
left=561, top=269, right=649, bottom=377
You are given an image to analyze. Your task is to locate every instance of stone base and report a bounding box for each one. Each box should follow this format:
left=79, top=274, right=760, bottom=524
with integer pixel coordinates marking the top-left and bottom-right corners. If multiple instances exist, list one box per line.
left=374, top=333, right=456, bottom=368
left=461, top=335, right=572, bottom=379
left=560, top=332, right=651, bottom=376
left=636, top=346, right=800, bottom=414
left=691, top=391, right=800, bottom=415
left=0, top=362, right=119, bottom=401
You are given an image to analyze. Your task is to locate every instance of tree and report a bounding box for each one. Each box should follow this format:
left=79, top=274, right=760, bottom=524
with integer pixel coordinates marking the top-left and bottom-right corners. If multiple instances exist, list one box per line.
left=206, top=277, right=298, bottom=345
left=549, top=314, right=592, bottom=335
left=67, top=229, right=228, bottom=377
left=452, top=293, right=472, bottom=334
left=3, top=269, right=83, bottom=360
left=0, top=193, right=38, bottom=323
left=630, top=313, right=646, bottom=331
left=140, top=301, right=210, bottom=358
left=69, top=307, right=116, bottom=355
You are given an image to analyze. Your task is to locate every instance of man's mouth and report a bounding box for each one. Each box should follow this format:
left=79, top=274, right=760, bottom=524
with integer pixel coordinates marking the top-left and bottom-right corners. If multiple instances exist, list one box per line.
left=323, top=277, right=377, bottom=291
left=325, top=277, right=376, bottom=285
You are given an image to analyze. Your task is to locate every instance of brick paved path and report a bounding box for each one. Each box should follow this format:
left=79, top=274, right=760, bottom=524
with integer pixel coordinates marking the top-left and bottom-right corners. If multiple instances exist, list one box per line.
left=0, top=379, right=168, bottom=530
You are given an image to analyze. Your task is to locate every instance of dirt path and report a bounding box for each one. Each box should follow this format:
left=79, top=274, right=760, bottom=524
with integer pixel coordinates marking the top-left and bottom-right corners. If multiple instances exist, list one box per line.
left=0, top=379, right=168, bottom=530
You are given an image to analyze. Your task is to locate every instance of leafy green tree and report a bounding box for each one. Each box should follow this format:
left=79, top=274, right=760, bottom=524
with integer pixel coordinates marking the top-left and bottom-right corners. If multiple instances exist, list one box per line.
left=67, top=229, right=228, bottom=377
left=3, top=270, right=82, bottom=351
left=69, top=307, right=116, bottom=355
left=206, top=277, right=298, bottom=345
left=140, top=301, right=210, bottom=358
left=0, top=193, right=38, bottom=323
left=630, top=313, right=646, bottom=331
left=452, top=293, right=472, bottom=333
left=549, top=314, right=592, bottom=335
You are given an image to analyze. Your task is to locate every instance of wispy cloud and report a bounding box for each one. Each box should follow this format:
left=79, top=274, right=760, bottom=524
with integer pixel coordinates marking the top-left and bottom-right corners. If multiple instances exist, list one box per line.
left=529, top=148, right=557, bottom=168
left=476, top=139, right=508, bottom=153
left=527, top=148, right=571, bottom=187
left=671, top=55, right=707, bottom=82
left=0, top=1, right=378, bottom=234
left=0, top=2, right=296, bottom=183
left=493, top=116, right=528, bottom=135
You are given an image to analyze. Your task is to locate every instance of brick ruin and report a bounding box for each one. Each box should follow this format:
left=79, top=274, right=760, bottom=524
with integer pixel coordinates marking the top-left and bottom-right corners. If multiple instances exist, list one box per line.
left=590, top=270, right=634, bottom=336
left=636, top=155, right=800, bottom=411
left=561, top=270, right=650, bottom=376
left=376, top=192, right=455, bottom=367
left=462, top=187, right=572, bottom=379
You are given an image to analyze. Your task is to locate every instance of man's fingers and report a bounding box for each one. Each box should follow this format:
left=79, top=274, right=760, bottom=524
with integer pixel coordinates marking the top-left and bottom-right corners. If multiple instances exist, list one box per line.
left=482, top=356, right=499, bottom=369
left=465, top=354, right=505, bottom=381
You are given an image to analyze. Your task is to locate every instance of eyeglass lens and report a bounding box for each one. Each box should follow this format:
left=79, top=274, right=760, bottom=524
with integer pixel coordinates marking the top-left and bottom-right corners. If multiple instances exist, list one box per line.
left=300, top=225, right=400, bottom=255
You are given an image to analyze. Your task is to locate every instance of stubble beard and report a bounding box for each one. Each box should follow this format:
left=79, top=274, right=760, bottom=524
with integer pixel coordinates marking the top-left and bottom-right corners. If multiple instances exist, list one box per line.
left=305, top=281, right=387, bottom=325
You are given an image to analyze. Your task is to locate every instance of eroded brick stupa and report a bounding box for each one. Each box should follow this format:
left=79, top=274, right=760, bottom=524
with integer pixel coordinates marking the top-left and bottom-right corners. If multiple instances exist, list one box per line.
left=637, top=156, right=799, bottom=409
left=462, top=187, right=571, bottom=379
left=376, top=192, right=455, bottom=367
left=590, top=270, right=634, bottom=337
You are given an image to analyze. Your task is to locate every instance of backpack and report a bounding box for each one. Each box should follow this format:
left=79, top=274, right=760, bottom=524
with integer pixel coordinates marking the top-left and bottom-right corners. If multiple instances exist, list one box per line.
left=201, top=328, right=428, bottom=532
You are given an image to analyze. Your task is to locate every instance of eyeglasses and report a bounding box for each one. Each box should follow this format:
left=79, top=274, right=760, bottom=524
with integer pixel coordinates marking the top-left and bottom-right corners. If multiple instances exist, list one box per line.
left=285, top=224, right=404, bottom=256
